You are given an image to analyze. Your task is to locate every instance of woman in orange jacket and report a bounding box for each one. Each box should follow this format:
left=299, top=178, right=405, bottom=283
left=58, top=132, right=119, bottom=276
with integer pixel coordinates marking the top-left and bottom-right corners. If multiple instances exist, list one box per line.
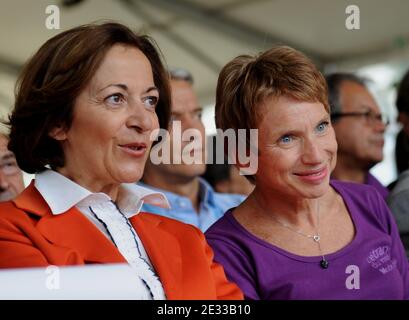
left=0, top=22, right=242, bottom=300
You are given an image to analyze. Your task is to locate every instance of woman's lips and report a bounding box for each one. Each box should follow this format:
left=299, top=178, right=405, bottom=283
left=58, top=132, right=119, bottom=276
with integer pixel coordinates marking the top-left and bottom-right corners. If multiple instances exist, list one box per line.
left=294, top=166, right=328, bottom=184
left=119, top=143, right=147, bottom=158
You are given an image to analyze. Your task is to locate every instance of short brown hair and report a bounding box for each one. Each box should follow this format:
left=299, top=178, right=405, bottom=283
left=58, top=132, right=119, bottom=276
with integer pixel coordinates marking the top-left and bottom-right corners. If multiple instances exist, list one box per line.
left=215, top=46, right=328, bottom=132
left=215, top=46, right=328, bottom=182
left=7, top=22, right=170, bottom=173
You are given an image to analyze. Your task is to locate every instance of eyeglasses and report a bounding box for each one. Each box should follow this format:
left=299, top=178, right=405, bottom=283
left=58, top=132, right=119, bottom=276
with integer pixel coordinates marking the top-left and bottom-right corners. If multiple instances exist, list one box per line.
left=331, top=110, right=389, bottom=126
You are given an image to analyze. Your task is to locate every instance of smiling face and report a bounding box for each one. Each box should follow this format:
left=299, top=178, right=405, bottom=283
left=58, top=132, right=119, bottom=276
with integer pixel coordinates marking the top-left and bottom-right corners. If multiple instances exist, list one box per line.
left=51, top=44, right=160, bottom=192
left=255, top=96, right=338, bottom=199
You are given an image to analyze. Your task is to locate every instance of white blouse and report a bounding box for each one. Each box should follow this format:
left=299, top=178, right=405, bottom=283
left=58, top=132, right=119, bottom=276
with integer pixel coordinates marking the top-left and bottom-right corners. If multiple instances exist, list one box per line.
left=35, top=169, right=170, bottom=300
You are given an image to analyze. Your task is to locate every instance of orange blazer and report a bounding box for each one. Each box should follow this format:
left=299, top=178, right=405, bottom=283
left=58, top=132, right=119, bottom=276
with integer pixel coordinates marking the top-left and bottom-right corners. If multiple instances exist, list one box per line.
left=0, top=182, right=243, bottom=300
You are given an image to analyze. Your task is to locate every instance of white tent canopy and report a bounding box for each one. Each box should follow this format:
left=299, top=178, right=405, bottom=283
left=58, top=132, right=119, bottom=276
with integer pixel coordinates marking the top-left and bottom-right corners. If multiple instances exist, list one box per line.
left=1, top=0, right=409, bottom=184
left=1, top=0, right=409, bottom=108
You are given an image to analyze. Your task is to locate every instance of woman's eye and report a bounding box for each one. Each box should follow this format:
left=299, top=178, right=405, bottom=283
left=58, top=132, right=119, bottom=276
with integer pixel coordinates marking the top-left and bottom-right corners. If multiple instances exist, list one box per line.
left=316, top=121, right=329, bottom=133
left=279, top=135, right=293, bottom=144
left=105, top=93, right=124, bottom=105
left=143, top=96, right=158, bottom=108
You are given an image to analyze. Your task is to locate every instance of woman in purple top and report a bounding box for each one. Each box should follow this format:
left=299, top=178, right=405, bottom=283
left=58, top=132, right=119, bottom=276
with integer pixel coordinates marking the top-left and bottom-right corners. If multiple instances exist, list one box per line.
left=206, top=46, right=409, bottom=300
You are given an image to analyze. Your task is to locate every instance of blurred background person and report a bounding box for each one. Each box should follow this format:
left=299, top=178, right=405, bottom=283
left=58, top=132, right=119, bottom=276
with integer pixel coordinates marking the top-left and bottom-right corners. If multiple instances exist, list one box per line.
left=0, top=132, right=24, bottom=201
left=394, top=69, right=409, bottom=177
left=206, top=46, right=409, bottom=300
left=326, top=73, right=389, bottom=199
left=388, top=168, right=409, bottom=258
left=388, top=69, right=409, bottom=258
left=0, top=22, right=242, bottom=300
left=140, top=68, right=245, bottom=232
left=394, top=131, right=409, bottom=179
left=202, top=135, right=254, bottom=196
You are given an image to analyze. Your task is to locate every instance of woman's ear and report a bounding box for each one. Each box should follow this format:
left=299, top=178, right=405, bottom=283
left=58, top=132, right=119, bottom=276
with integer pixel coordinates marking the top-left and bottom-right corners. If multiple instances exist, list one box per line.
left=48, top=126, right=67, bottom=141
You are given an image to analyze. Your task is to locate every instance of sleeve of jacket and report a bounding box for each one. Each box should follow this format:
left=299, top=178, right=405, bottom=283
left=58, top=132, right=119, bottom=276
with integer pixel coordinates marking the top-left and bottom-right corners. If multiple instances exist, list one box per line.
left=194, top=227, right=244, bottom=300
left=0, top=208, right=49, bottom=268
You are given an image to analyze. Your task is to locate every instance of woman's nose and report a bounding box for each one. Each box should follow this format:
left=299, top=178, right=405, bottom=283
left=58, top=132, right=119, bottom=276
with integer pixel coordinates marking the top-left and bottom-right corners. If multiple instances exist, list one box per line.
left=301, top=139, right=323, bottom=164
left=126, top=103, right=155, bottom=133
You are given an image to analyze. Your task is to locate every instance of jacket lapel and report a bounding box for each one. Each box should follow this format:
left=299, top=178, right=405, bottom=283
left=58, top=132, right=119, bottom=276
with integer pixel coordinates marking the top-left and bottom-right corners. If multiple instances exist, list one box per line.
left=131, top=213, right=183, bottom=300
left=13, top=183, right=183, bottom=298
left=13, top=182, right=126, bottom=264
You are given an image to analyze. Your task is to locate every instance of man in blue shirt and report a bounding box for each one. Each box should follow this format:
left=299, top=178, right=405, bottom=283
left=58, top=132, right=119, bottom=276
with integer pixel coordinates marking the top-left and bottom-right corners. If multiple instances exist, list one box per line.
left=140, top=68, right=244, bottom=231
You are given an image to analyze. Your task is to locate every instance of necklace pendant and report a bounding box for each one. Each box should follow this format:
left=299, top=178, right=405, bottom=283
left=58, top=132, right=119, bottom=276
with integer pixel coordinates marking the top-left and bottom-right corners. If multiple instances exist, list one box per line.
left=313, top=235, right=320, bottom=242
left=320, top=259, right=329, bottom=269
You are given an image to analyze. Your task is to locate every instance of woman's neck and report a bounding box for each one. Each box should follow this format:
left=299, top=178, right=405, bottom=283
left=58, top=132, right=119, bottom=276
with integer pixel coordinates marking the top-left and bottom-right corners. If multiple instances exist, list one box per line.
left=244, top=186, right=326, bottom=228
left=56, top=167, right=120, bottom=201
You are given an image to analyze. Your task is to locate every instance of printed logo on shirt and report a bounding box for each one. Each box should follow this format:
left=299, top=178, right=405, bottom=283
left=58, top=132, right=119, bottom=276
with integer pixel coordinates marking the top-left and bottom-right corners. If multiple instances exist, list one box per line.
left=366, top=245, right=397, bottom=274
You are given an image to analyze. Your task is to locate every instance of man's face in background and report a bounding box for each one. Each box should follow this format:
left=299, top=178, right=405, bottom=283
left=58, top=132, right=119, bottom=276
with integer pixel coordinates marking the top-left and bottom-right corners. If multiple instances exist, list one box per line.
left=0, top=135, right=25, bottom=201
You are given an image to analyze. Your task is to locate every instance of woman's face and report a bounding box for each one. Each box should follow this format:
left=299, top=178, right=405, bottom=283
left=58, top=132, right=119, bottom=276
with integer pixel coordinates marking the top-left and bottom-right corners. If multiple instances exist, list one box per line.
left=255, top=96, right=337, bottom=199
left=52, top=44, right=160, bottom=188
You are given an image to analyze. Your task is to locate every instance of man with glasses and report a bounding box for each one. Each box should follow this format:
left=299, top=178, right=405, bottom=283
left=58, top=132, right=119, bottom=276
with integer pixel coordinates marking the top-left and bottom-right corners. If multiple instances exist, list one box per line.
left=326, top=73, right=389, bottom=199
left=0, top=133, right=24, bottom=201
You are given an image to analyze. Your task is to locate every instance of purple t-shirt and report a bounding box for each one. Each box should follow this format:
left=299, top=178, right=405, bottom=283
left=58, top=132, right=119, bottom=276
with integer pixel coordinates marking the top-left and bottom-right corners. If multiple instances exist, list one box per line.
left=366, top=172, right=389, bottom=200
left=206, top=180, right=409, bottom=300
